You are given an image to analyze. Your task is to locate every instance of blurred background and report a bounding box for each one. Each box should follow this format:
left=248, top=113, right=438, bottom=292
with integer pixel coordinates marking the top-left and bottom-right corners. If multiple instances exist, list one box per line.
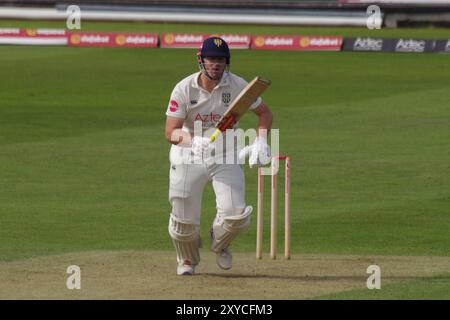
left=1, top=0, right=450, bottom=28
left=1, top=0, right=449, bottom=300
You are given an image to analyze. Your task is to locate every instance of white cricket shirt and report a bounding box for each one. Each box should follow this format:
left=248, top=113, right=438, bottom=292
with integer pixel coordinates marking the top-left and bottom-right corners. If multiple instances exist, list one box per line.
left=166, top=71, right=262, bottom=134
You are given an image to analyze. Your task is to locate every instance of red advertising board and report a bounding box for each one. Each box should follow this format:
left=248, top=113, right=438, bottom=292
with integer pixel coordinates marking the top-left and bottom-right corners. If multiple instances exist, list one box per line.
left=68, top=32, right=158, bottom=48
left=251, top=35, right=343, bottom=51
left=0, top=28, right=67, bottom=45
left=161, top=33, right=251, bottom=49
left=0, top=28, right=21, bottom=36
left=0, top=28, right=66, bottom=37
left=22, top=28, right=67, bottom=37
left=0, top=28, right=343, bottom=52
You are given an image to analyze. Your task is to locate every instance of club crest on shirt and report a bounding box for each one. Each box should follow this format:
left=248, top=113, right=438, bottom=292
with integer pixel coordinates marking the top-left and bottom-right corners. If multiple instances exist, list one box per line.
left=222, top=92, right=231, bottom=105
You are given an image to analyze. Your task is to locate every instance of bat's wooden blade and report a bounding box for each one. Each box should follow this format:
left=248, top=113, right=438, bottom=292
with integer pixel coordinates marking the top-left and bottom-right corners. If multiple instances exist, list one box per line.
left=210, top=76, right=271, bottom=141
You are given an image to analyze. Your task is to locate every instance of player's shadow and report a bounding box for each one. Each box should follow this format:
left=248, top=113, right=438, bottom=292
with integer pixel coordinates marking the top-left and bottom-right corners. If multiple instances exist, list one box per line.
left=200, top=273, right=422, bottom=281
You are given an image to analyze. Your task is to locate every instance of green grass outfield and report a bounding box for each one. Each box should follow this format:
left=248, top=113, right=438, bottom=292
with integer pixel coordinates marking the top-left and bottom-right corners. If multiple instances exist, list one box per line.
left=0, top=21, right=449, bottom=299
left=314, top=273, right=450, bottom=300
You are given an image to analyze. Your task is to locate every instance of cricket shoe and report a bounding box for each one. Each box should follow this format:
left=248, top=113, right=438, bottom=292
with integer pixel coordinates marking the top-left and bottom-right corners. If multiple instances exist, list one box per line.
left=209, top=229, right=232, bottom=270
left=177, top=260, right=196, bottom=276
left=216, top=248, right=232, bottom=270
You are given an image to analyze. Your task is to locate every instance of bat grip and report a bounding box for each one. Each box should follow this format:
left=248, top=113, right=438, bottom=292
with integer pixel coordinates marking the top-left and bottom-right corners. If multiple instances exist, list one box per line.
left=210, top=129, right=221, bottom=142
left=219, top=115, right=237, bottom=131
left=210, top=115, right=237, bottom=142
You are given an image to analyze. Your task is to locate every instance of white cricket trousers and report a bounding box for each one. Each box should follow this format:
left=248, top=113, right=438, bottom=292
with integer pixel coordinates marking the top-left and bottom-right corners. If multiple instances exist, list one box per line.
left=169, top=161, right=246, bottom=225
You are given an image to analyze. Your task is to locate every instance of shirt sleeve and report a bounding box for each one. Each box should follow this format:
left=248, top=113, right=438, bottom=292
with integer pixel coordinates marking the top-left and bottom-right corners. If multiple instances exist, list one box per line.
left=165, top=84, right=187, bottom=118
left=249, top=96, right=262, bottom=110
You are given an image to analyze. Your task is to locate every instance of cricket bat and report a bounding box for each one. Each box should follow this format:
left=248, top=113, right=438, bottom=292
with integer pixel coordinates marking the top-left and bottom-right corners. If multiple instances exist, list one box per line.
left=210, top=76, right=271, bottom=142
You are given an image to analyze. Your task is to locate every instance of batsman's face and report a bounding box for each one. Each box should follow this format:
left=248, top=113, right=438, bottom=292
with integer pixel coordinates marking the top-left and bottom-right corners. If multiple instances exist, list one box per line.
left=203, top=57, right=227, bottom=80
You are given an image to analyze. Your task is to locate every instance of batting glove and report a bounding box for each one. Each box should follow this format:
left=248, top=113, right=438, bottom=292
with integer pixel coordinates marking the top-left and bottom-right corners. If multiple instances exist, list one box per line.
left=191, top=136, right=213, bottom=158
left=238, top=136, right=271, bottom=168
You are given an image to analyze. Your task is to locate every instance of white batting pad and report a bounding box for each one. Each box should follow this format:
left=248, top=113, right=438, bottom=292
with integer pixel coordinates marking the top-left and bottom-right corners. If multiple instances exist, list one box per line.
left=211, top=206, right=252, bottom=253
left=168, top=214, right=201, bottom=266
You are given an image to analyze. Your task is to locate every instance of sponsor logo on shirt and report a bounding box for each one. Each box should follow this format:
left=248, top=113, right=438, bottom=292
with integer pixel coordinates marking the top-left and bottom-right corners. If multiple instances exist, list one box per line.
left=195, top=112, right=222, bottom=128
left=169, top=100, right=179, bottom=112
left=194, top=113, right=222, bottom=122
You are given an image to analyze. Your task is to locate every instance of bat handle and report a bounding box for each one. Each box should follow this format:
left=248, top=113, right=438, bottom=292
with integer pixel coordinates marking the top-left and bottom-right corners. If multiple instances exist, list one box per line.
left=210, top=129, right=221, bottom=142
left=211, top=115, right=237, bottom=142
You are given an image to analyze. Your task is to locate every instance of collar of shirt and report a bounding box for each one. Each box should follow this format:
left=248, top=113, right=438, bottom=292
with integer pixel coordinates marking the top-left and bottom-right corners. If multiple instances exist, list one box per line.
left=193, top=72, right=230, bottom=91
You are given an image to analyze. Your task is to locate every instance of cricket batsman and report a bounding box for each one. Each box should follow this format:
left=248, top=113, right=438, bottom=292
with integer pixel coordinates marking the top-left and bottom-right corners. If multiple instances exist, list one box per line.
left=165, top=37, right=273, bottom=275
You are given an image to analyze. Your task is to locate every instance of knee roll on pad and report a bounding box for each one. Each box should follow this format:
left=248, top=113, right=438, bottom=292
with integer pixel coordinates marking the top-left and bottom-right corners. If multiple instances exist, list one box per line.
left=168, top=215, right=201, bottom=265
left=211, top=205, right=252, bottom=253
